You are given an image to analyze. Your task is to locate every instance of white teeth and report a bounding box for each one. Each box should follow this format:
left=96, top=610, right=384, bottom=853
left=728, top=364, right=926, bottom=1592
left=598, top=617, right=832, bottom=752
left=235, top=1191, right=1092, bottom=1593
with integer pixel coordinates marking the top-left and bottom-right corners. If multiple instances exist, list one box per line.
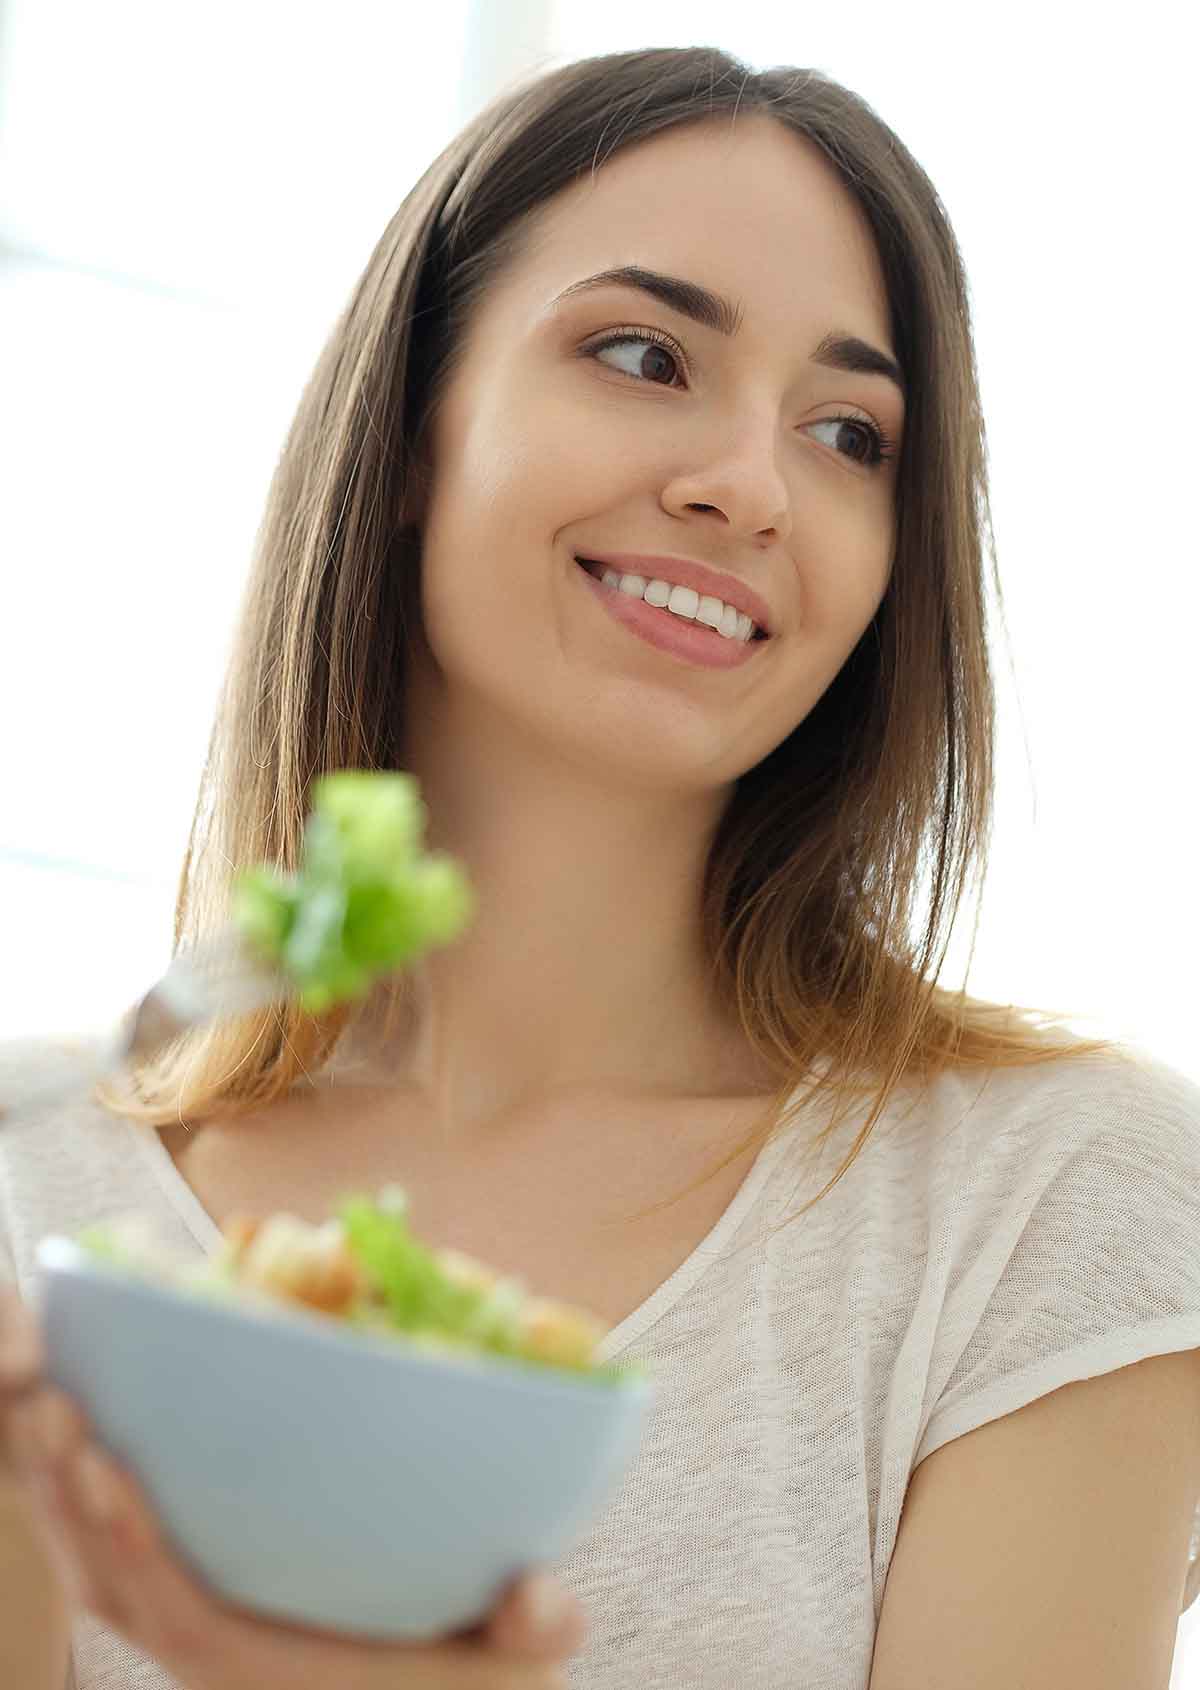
left=596, top=567, right=758, bottom=641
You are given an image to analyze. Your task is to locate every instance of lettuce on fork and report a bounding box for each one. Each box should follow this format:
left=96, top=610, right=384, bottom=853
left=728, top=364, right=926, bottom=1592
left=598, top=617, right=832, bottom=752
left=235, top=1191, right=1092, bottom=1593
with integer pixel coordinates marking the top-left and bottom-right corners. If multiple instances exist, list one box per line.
left=230, top=769, right=476, bottom=1014
left=75, top=1187, right=648, bottom=1387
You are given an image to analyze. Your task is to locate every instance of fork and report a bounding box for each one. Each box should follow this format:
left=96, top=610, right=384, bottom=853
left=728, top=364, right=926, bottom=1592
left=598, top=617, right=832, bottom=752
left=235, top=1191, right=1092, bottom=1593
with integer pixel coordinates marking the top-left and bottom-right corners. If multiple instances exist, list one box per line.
left=115, top=924, right=291, bottom=1064
left=5, top=925, right=291, bottom=1114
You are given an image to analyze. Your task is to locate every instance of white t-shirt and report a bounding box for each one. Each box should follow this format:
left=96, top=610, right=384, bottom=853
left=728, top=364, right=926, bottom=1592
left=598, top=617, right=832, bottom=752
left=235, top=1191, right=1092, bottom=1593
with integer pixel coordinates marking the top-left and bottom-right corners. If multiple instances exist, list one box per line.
left=4, top=1031, right=1200, bottom=1690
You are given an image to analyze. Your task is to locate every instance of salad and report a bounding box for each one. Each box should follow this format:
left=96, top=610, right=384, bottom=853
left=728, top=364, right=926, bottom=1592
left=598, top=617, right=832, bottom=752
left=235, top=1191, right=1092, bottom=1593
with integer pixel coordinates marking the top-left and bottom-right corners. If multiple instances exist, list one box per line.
left=230, top=768, right=476, bottom=1015
left=75, top=1186, right=647, bottom=1387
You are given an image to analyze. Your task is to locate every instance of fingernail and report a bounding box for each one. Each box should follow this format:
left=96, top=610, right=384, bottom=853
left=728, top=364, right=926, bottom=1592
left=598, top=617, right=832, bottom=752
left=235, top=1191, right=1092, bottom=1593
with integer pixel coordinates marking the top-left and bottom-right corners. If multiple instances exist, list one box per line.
left=525, top=1572, right=571, bottom=1633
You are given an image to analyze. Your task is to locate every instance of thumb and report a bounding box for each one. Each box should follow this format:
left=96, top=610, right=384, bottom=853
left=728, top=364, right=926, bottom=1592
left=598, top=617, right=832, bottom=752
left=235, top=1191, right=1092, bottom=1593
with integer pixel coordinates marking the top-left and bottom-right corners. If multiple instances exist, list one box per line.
left=485, top=1570, right=587, bottom=1660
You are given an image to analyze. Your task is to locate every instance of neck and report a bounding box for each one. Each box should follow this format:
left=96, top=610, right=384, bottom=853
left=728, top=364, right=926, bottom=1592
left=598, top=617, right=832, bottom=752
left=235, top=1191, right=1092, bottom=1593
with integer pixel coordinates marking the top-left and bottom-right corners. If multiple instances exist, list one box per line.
left=330, top=679, right=769, bottom=1139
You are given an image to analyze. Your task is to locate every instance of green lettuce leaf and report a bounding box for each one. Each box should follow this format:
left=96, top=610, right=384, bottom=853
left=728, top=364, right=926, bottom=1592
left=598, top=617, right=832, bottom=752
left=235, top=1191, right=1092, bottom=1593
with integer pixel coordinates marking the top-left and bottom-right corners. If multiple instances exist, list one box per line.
left=229, top=770, right=475, bottom=1011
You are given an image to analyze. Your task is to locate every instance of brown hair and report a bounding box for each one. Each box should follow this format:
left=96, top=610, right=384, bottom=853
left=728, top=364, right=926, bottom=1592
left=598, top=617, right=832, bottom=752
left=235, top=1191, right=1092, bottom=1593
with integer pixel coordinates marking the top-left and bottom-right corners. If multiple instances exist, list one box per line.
left=98, top=45, right=1137, bottom=1233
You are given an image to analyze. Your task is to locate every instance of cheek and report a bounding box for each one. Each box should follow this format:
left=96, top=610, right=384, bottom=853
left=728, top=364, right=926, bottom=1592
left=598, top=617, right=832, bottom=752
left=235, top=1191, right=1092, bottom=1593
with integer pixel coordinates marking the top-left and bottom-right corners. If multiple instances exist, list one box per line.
left=416, top=410, right=624, bottom=651
left=453, top=362, right=589, bottom=497
left=415, top=532, right=550, bottom=697
left=476, top=371, right=643, bottom=520
left=803, top=527, right=892, bottom=637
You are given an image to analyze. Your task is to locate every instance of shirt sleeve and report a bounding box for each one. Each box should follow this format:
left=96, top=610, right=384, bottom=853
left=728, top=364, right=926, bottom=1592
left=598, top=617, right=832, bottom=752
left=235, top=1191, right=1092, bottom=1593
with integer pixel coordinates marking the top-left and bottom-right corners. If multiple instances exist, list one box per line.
left=914, top=1049, right=1200, bottom=1609
left=0, top=1031, right=107, bottom=1296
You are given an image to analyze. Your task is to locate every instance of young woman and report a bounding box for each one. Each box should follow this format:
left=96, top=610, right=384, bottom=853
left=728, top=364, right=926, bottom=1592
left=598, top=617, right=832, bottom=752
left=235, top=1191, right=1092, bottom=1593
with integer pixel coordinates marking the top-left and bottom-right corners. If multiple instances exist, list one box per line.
left=3, top=42, right=1200, bottom=1690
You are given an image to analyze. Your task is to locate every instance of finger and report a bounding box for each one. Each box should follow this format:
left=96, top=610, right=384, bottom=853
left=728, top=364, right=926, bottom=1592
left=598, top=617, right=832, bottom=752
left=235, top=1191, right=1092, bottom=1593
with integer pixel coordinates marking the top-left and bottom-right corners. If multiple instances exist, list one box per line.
left=163, top=1563, right=585, bottom=1690
left=7, top=1385, right=214, bottom=1674
left=12, top=1427, right=480, bottom=1690
left=212, top=1570, right=582, bottom=1690
left=52, top=1421, right=248, bottom=1684
left=14, top=1386, right=586, bottom=1690
left=484, top=1570, right=589, bottom=1661
left=14, top=1397, right=262, bottom=1690
left=0, top=1285, right=42, bottom=1389
left=7, top=1388, right=112, bottom=1614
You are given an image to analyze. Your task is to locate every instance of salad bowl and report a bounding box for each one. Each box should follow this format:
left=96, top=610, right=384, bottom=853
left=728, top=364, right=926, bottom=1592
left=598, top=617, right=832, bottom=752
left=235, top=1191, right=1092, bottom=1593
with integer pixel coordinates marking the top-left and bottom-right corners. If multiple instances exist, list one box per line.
left=32, top=1204, right=653, bottom=1640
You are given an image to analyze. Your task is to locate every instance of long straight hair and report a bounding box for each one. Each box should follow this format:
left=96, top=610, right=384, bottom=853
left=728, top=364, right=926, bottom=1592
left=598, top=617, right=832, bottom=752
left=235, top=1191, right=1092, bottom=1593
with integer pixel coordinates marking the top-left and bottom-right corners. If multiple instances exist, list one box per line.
left=98, top=45, right=1135, bottom=1232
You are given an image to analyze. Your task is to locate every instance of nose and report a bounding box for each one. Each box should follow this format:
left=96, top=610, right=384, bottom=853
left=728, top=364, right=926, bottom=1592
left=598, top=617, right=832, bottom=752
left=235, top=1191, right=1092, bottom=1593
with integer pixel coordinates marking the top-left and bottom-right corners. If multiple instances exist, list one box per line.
left=660, top=420, right=791, bottom=543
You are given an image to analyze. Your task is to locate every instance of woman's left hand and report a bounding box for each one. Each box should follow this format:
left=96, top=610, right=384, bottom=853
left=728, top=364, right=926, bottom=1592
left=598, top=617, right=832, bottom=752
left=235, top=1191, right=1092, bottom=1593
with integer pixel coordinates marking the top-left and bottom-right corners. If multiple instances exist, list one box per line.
left=1, top=1294, right=585, bottom=1690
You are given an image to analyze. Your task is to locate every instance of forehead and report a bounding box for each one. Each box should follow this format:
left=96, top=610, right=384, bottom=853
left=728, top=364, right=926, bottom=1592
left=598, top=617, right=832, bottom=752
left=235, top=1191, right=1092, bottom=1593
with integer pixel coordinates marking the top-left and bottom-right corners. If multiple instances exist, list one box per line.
left=497, top=115, right=893, bottom=348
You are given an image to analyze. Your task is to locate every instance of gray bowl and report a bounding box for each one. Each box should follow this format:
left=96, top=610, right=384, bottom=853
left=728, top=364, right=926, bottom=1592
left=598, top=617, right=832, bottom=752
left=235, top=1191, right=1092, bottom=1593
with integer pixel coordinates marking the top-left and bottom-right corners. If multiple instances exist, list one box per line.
left=33, top=1235, right=653, bottom=1639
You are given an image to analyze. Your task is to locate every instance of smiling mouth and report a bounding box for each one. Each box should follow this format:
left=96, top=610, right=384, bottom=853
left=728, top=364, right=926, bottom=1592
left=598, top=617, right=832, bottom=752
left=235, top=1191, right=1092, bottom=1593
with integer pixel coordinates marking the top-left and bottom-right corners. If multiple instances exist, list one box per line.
left=575, top=558, right=768, bottom=641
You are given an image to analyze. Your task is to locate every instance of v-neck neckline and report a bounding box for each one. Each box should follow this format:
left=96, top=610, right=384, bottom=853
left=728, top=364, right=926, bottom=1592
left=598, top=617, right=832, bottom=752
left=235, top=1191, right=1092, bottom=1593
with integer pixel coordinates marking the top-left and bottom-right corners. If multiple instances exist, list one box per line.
left=124, top=1109, right=794, bottom=1361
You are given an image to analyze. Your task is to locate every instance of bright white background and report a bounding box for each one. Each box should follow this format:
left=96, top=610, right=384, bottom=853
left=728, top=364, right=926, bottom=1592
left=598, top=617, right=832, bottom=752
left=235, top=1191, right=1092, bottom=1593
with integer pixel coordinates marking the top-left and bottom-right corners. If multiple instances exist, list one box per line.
left=1, top=1, right=1197, bottom=1673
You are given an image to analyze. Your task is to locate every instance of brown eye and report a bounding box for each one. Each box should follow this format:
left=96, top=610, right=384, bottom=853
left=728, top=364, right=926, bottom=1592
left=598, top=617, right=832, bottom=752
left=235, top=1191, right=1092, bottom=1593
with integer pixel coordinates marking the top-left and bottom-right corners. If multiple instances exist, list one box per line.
left=588, top=328, right=686, bottom=387
left=808, top=415, right=898, bottom=469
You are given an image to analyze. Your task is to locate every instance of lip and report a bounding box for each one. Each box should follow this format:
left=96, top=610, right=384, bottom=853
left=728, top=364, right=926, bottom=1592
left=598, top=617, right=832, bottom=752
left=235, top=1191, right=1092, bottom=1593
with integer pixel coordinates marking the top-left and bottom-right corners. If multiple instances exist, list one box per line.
left=573, top=553, right=773, bottom=636
left=573, top=556, right=767, bottom=671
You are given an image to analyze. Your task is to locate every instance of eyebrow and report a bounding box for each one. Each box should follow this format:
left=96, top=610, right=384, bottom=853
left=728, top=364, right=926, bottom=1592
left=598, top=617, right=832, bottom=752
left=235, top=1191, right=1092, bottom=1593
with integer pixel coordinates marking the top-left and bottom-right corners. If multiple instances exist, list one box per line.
left=551, top=264, right=907, bottom=404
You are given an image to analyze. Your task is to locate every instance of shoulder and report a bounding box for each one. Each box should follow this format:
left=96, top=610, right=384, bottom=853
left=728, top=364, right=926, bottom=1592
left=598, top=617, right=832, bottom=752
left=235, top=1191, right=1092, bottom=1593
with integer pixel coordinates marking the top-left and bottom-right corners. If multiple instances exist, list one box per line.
left=869, top=1043, right=1200, bottom=1685
left=993, top=1038, right=1199, bottom=1116
left=872, top=1041, right=1200, bottom=1676
left=765, top=1042, right=1200, bottom=1243
left=921, top=1039, right=1200, bottom=1185
left=0, top=1033, right=110, bottom=1122
left=870, top=1344, right=1200, bottom=1688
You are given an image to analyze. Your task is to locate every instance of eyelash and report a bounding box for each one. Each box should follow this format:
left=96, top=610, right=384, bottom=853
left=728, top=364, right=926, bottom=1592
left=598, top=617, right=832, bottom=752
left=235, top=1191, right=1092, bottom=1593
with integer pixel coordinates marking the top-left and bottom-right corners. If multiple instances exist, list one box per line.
left=583, top=325, right=898, bottom=471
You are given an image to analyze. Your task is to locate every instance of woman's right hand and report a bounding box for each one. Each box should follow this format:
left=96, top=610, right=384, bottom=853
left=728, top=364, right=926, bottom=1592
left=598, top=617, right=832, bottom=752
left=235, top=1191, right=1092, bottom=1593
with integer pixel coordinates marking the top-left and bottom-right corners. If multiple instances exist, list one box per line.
left=1, top=1284, right=588, bottom=1688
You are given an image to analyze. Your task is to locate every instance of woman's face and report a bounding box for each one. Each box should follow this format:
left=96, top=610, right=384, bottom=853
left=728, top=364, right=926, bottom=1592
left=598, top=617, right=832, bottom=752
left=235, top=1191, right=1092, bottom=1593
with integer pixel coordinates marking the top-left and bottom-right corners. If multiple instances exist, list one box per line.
left=403, top=113, right=903, bottom=790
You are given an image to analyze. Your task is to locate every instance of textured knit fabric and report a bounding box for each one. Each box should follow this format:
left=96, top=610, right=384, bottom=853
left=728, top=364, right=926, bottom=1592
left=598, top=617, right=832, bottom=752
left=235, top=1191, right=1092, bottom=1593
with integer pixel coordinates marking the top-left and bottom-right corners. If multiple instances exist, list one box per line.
left=3, top=1030, right=1200, bottom=1690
